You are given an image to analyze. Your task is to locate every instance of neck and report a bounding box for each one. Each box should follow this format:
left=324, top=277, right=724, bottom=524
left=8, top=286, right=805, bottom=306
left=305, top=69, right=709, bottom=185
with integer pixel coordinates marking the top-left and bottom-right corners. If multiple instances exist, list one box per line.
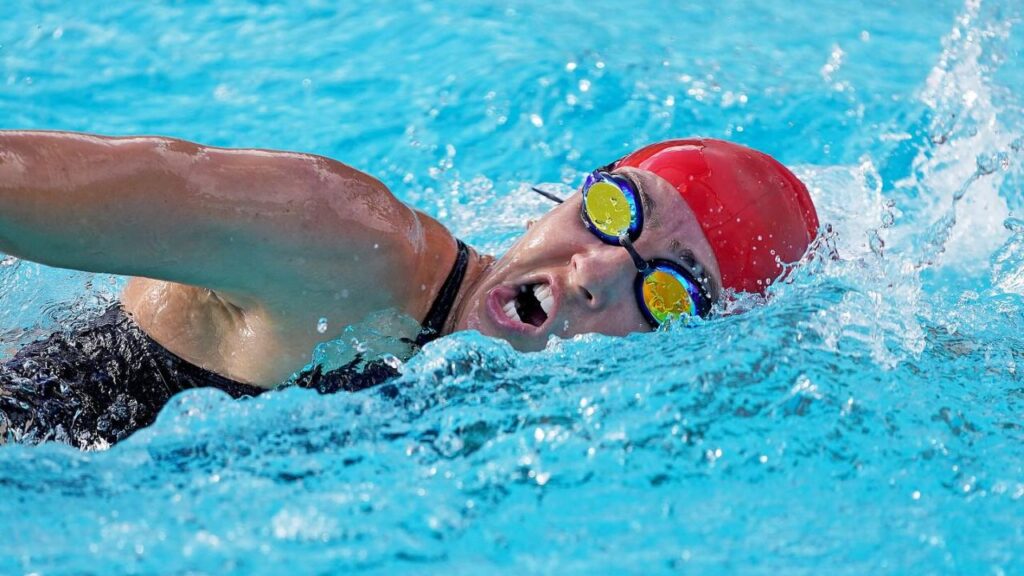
left=442, top=246, right=493, bottom=337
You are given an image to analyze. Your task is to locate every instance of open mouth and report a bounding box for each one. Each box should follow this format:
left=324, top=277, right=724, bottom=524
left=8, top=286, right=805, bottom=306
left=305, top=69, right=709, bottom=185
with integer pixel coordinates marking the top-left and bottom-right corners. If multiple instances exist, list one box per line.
left=501, top=283, right=554, bottom=328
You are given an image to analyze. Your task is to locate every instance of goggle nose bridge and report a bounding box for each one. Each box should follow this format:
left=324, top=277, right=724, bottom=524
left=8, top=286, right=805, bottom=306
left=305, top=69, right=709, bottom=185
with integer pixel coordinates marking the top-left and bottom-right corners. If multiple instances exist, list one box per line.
left=618, top=235, right=651, bottom=274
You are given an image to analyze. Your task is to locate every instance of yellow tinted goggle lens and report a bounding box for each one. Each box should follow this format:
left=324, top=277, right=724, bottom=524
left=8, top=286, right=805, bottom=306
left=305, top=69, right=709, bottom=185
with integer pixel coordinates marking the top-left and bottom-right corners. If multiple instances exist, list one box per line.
left=584, top=180, right=633, bottom=238
left=641, top=269, right=696, bottom=324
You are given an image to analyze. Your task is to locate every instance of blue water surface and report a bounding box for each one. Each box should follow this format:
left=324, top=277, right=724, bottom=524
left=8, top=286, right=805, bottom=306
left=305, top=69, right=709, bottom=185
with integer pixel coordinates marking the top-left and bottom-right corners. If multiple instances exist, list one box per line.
left=2, top=0, right=1024, bottom=574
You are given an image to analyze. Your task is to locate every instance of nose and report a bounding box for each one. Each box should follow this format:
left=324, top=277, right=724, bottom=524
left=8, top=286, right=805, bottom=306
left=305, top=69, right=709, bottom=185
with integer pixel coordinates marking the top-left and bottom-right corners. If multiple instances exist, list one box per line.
left=568, top=244, right=637, bottom=308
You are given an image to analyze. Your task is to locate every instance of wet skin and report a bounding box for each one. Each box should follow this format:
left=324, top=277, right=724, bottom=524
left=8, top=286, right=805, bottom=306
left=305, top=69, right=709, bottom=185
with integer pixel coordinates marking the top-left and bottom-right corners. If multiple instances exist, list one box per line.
left=0, top=132, right=470, bottom=387
left=445, top=166, right=723, bottom=351
left=0, top=131, right=721, bottom=387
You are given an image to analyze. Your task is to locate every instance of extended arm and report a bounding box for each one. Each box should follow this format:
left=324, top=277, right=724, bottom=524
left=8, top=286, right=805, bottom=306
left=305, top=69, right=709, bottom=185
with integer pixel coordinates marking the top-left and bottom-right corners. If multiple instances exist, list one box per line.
left=0, top=131, right=425, bottom=307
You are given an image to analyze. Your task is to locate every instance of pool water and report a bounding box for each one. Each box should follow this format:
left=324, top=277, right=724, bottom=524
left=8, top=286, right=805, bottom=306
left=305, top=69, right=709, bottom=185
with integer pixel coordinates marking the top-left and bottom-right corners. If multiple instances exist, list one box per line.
left=2, top=0, right=1024, bottom=573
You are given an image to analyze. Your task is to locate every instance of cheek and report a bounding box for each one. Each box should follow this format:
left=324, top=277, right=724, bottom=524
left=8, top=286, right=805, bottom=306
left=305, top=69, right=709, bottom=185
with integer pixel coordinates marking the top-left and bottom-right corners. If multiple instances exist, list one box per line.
left=532, top=209, right=580, bottom=242
left=560, top=298, right=651, bottom=338
left=505, top=211, right=586, bottom=266
left=600, top=305, right=650, bottom=336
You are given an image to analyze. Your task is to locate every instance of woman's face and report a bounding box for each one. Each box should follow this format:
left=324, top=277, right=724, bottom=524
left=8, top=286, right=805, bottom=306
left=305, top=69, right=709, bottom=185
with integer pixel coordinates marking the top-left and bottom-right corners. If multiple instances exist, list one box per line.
left=452, top=166, right=723, bottom=351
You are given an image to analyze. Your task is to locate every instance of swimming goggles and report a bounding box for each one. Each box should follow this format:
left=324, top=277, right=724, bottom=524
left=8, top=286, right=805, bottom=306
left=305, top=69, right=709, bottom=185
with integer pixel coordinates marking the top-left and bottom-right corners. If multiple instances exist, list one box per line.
left=532, top=170, right=712, bottom=327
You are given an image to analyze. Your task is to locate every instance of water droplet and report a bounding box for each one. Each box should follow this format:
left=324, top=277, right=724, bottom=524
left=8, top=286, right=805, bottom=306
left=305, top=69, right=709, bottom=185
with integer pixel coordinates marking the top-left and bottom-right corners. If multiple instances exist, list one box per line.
left=529, top=114, right=544, bottom=128
left=881, top=210, right=895, bottom=228
left=868, top=230, right=886, bottom=256
left=1004, top=218, right=1024, bottom=234
left=976, top=152, right=1004, bottom=175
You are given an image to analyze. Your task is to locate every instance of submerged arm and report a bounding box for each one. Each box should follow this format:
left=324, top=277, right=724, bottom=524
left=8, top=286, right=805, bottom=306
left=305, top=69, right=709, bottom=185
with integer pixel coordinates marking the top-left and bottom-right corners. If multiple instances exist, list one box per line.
left=0, top=130, right=430, bottom=307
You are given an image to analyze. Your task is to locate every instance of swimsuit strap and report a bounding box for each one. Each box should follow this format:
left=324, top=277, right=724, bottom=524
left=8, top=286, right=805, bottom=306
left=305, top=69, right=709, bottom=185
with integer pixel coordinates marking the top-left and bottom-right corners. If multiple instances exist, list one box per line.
left=414, top=238, right=469, bottom=347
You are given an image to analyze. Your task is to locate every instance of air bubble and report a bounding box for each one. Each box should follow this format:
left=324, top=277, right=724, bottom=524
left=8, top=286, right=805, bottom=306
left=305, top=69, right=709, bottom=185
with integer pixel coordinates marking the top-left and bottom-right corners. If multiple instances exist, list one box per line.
left=317, top=318, right=328, bottom=333
left=976, top=152, right=1003, bottom=175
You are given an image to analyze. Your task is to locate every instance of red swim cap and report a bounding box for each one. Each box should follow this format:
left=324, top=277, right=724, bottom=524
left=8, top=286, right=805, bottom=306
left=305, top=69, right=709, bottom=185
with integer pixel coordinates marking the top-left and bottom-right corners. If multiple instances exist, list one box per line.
left=615, top=138, right=819, bottom=295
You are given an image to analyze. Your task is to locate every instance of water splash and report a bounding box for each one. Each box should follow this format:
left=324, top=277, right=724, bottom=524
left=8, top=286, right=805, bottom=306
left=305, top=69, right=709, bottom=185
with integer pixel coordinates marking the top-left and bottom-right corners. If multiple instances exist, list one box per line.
left=893, top=0, right=1020, bottom=269
left=2, top=0, right=1024, bottom=574
left=990, top=217, right=1024, bottom=293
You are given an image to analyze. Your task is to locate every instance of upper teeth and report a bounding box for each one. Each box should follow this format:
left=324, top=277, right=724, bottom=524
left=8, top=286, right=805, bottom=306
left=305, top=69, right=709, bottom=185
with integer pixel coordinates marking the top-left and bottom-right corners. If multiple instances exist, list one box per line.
left=501, top=284, right=555, bottom=324
left=534, top=284, right=554, bottom=316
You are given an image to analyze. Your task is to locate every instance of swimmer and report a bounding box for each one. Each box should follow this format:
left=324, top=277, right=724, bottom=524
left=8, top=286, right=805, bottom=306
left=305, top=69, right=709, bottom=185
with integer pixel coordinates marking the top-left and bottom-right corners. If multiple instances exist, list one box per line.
left=0, top=132, right=818, bottom=447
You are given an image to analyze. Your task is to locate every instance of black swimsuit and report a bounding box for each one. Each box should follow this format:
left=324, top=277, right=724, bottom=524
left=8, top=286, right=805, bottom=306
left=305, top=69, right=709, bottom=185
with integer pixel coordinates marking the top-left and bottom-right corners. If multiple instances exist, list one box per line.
left=0, top=239, right=470, bottom=448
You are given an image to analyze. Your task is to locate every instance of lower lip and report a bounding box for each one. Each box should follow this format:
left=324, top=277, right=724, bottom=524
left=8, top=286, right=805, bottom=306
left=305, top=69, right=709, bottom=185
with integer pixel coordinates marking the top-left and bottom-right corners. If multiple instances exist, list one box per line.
left=485, top=285, right=542, bottom=335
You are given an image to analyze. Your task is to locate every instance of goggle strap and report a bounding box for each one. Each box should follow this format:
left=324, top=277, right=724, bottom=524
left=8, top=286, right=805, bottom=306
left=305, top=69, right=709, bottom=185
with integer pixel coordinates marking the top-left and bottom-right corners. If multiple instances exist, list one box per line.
left=618, top=235, right=650, bottom=273
left=530, top=186, right=565, bottom=204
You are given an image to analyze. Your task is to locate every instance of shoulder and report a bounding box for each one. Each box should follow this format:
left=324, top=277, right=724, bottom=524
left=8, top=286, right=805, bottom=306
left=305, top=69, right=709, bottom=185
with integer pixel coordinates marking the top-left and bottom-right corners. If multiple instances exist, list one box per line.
left=223, top=158, right=460, bottom=327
